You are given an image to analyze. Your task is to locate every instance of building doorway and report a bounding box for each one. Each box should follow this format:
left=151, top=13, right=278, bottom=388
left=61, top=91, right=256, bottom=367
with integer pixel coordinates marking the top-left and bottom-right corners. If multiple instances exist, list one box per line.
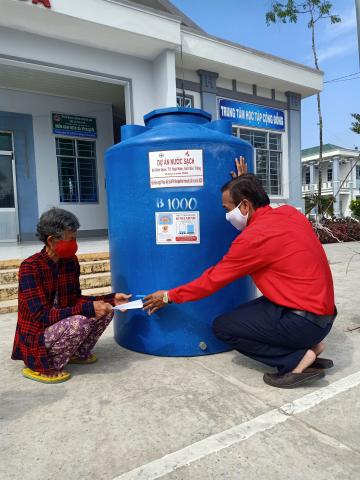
left=0, top=131, right=19, bottom=242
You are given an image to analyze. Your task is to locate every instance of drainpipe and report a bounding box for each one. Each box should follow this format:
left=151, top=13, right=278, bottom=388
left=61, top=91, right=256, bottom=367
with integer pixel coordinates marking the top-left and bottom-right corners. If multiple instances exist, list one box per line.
left=332, top=156, right=341, bottom=217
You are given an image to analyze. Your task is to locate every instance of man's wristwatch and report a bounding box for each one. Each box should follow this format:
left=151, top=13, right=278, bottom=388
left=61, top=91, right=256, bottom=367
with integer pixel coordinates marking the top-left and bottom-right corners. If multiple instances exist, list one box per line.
left=163, top=291, right=172, bottom=304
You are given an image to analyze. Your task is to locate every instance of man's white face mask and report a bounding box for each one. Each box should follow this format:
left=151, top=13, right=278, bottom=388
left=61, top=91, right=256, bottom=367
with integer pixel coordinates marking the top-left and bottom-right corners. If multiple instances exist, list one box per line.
left=225, top=201, right=248, bottom=231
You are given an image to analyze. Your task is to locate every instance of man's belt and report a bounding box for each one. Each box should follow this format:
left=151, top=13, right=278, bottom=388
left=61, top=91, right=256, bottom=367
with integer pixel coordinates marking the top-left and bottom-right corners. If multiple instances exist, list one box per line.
left=288, top=307, right=337, bottom=328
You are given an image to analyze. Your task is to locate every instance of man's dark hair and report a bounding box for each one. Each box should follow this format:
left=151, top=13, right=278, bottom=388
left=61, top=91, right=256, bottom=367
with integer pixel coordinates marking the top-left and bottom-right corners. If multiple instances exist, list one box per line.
left=221, top=174, right=270, bottom=209
left=36, top=207, right=80, bottom=244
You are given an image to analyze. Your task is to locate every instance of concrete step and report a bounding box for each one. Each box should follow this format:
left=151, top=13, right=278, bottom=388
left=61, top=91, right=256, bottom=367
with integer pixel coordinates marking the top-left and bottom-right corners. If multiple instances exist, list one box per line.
left=78, top=252, right=109, bottom=262
left=82, top=286, right=113, bottom=296
left=0, top=252, right=112, bottom=313
left=0, top=283, right=18, bottom=301
left=0, top=268, right=19, bottom=285
left=0, top=272, right=112, bottom=301
left=0, top=252, right=110, bottom=271
left=0, top=299, right=18, bottom=315
left=0, top=259, right=21, bottom=270
left=80, top=260, right=110, bottom=275
left=0, top=285, right=113, bottom=314
left=79, top=272, right=112, bottom=290
left=0, top=260, right=110, bottom=284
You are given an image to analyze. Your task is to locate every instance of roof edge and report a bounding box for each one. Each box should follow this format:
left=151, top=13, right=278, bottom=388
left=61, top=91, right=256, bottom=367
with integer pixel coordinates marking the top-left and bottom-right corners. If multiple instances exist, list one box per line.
left=302, top=144, right=360, bottom=159
left=157, top=0, right=206, bottom=33
left=103, top=0, right=182, bottom=24
left=181, top=27, right=323, bottom=76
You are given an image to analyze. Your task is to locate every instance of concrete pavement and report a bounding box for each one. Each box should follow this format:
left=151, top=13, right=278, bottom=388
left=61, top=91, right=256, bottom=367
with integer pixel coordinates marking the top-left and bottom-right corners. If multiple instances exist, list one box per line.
left=1, top=242, right=360, bottom=480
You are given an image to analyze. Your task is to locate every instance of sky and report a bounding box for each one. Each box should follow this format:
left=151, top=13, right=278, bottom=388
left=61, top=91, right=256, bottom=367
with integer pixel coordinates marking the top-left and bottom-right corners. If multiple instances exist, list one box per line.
left=171, top=0, right=359, bottom=150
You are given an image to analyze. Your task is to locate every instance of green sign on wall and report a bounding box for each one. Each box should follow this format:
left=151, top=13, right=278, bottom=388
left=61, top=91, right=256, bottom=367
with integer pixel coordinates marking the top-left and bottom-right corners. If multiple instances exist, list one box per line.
left=52, top=113, right=97, bottom=138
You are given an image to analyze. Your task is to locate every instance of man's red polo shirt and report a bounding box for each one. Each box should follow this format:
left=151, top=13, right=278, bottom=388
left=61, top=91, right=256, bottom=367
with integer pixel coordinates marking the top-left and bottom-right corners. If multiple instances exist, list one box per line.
left=169, top=205, right=335, bottom=315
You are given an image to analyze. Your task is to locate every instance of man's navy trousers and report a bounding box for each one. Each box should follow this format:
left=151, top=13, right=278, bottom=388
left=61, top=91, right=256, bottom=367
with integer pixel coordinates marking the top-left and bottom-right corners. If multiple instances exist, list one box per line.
left=213, top=296, right=333, bottom=375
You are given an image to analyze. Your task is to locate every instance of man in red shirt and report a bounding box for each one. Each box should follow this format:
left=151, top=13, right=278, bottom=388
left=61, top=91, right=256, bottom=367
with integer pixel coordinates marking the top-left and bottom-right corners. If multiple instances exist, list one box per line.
left=144, top=174, right=336, bottom=388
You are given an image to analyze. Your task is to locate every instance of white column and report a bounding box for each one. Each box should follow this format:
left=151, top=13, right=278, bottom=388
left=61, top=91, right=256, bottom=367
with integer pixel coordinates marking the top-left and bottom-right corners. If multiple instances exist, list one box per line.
left=350, top=158, right=357, bottom=201
left=332, top=156, right=341, bottom=217
left=286, top=92, right=303, bottom=210
left=309, top=162, right=315, bottom=193
left=152, top=49, right=177, bottom=109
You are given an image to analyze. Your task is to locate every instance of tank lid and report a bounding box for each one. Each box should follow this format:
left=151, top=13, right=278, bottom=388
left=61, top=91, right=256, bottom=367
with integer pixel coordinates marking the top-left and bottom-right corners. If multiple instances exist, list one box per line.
left=144, top=107, right=212, bottom=125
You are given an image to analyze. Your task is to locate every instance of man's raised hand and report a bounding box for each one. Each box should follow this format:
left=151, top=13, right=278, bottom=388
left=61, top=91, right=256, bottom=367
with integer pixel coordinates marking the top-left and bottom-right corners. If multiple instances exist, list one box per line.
left=230, top=156, right=247, bottom=178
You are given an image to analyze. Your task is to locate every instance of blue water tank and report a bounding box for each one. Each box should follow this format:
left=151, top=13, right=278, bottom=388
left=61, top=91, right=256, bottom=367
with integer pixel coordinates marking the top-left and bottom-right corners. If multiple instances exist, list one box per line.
left=105, top=107, right=256, bottom=356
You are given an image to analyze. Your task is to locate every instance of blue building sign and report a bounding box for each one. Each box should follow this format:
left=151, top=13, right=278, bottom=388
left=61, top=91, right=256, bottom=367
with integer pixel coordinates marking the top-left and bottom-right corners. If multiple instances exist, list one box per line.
left=218, top=98, right=285, bottom=131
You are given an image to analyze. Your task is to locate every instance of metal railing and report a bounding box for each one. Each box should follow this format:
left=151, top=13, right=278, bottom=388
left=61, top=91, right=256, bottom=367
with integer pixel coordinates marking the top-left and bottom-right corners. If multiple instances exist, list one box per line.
left=302, top=180, right=357, bottom=193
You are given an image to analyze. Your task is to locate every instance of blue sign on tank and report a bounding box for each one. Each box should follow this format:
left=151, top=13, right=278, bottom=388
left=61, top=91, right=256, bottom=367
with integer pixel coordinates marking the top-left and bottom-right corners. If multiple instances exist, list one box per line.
left=105, top=107, right=256, bottom=357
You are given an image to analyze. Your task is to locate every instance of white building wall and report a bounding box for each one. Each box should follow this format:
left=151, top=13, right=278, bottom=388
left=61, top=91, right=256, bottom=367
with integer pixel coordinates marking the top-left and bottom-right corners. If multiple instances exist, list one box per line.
left=0, top=27, right=166, bottom=125
left=339, top=162, right=349, bottom=181
left=275, top=91, right=287, bottom=102
left=0, top=87, right=113, bottom=231
left=175, top=68, right=199, bottom=83
left=235, top=81, right=253, bottom=95
left=257, top=86, right=271, bottom=99
left=217, top=77, right=233, bottom=90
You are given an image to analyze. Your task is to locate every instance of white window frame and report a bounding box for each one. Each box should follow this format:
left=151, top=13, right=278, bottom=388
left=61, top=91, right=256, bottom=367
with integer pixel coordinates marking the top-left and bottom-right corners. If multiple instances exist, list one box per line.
left=232, top=125, right=283, bottom=197
left=176, top=92, right=194, bottom=108
left=56, top=136, right=99, bottom=205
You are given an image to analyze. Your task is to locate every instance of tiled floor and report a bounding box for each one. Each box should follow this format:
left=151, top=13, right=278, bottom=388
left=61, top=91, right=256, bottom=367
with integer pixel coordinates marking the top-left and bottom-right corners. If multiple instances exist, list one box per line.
left=0, top=237, right=109, bottom=260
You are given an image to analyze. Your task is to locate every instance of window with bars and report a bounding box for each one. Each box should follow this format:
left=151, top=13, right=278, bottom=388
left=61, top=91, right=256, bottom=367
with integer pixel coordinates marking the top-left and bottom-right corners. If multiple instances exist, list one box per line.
left=327, top=166, right=333, bottom=182
left=56, top=137, right=98, bottom=203
left=232, top=127, right=282, bottom=195
left=305, top=166, right=310, bottom=184
left=176, top=93, right=194, bottom=108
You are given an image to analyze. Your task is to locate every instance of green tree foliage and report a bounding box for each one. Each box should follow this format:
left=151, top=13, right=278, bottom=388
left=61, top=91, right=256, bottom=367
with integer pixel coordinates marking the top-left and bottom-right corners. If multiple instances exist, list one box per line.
left=351, top=113, right=360, bottom=134
left=305, top=194, right=334, bottom=217
left=349, top=199, right=360, bottom=218
left=266, top=1, right=341, bottom=218
left=266, top=1, right=341, bottom=27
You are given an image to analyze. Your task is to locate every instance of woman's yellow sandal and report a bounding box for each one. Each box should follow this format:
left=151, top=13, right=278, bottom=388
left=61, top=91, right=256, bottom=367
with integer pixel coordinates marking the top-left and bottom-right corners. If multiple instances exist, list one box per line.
left=68, top=353, right=98, bottom=365
left=22, top=368, right=71, bottom=384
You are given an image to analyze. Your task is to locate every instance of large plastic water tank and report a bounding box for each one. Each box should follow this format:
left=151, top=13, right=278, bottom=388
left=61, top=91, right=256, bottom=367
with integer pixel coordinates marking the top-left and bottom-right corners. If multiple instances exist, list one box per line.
left=105, top=107, right=256, bottom=356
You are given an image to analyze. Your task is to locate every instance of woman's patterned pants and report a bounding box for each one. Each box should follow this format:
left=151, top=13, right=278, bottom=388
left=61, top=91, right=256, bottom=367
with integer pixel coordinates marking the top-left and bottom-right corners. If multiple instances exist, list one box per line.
left=44, top=314, right=112, bottom=371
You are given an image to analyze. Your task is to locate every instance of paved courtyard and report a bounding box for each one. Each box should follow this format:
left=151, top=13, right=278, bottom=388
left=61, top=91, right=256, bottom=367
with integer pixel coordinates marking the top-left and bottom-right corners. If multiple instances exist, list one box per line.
left=1, top=242, right=360, bottom=480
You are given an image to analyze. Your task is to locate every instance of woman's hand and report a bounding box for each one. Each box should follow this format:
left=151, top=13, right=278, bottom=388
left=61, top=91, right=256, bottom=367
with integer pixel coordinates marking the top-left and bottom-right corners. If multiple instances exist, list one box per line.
left=230, top=156, right=247, bottom=178
left=143, top=290, right=167, bottom=315
left=114, top=293, right=132, bottom=306
left=93, top=300, right=113, bottom=319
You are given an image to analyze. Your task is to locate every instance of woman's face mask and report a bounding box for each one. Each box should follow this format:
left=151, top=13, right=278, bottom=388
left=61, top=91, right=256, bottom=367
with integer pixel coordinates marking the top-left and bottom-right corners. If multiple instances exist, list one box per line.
left=54, top=239, right=78, bottom=258
left=226, top=201, right=248, bottom=231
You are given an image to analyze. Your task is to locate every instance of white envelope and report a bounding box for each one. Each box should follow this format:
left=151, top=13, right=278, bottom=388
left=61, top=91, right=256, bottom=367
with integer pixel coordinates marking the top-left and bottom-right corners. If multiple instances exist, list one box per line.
left=112, top=299, right=143, bottom=311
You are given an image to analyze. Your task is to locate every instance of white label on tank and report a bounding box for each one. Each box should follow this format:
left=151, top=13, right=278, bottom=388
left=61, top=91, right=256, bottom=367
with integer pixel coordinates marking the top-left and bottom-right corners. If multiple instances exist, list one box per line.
left=149, top=149, right=204, bottom=188
left=155, top=211, right=200, bottom=245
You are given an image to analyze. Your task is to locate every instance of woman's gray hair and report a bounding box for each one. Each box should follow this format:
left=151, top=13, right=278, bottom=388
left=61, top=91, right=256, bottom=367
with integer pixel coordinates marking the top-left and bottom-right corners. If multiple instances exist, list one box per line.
left=36, top=207, right=80, bottom=244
